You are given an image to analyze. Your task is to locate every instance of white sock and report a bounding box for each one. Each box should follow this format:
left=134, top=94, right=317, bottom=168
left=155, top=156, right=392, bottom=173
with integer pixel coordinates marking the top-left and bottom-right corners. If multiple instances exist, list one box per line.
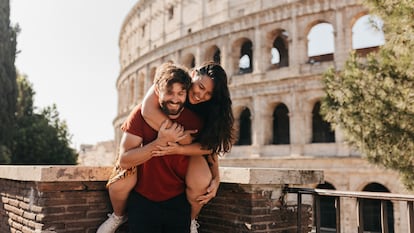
left=113, top=213, right=124, bottom=219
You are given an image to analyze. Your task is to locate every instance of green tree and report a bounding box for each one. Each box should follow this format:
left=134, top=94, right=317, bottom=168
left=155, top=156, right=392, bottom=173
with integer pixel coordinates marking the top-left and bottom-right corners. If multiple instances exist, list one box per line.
left=11, top=74, right=78, bottom=165
left=321, top=1, right=414, bottom=189
left=0, top=0, right=18, bottom=163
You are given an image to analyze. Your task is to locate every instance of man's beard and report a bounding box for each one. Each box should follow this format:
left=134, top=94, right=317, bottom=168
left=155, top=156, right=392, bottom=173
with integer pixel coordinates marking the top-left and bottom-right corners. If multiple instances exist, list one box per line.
left=160, top=101, right=185, bottom=116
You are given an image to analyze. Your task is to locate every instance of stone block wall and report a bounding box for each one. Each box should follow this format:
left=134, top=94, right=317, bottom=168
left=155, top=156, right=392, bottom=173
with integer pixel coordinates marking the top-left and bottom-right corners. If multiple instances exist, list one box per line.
left=0, top=166, right=322, bottom=233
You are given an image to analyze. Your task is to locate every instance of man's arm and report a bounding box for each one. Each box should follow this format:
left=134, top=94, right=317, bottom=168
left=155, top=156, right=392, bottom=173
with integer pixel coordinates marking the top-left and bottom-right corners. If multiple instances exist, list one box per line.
left=118, top=132, right=157, bottom=169
left=119, top=120, right=178, bottom=169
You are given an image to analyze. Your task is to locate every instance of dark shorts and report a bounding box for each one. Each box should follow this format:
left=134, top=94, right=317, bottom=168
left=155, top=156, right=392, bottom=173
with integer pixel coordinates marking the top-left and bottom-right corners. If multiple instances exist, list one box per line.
left=127, top=191, right=191, bottom=233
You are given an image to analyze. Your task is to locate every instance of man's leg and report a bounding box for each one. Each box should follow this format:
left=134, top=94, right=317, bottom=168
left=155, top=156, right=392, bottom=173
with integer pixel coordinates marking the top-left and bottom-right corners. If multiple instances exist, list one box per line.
left=163, top=193, right=191, bottom=233
left=127, top=191, right=162, bottom=233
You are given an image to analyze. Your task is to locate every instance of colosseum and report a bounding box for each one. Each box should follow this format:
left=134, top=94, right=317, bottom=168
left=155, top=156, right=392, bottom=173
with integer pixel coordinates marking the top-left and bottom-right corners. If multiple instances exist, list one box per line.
left=113, top=0, right=413, bottom=232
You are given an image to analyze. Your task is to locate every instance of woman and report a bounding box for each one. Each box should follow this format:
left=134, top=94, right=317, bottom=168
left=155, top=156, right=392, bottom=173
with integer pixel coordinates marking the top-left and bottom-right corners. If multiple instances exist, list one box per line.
left=97, top=61, right=234, bottom=233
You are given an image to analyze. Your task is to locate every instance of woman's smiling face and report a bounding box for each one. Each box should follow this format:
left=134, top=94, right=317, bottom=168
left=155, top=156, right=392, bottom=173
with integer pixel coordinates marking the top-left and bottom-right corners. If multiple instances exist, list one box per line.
left=188, top=75, right=214, bottom=104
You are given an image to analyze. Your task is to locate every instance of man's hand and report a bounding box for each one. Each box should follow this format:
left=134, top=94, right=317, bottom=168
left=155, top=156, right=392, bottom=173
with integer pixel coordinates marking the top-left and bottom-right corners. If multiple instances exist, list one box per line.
left=157, top=120, right=186, bottom=144
left=195, top=176, right=220, bottom=205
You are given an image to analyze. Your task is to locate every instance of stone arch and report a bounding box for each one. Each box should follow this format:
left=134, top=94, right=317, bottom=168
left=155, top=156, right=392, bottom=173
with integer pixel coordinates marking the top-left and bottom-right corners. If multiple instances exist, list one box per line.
left=361, top=183, right=395, bottom=233
left=352, top=14, right=385, bottom=56
left=236, top=107, right=252, bottom=145
left=349, top=10, right=370, bottom=32
left=181, top=53, right=196, bottom=69
left=129, top=73, right=135, bottom=107
left=312, top=101, right=335, bottom=143
left=267, top=29, right=289, bottom=69
left=231, top=37, right=253, bottom=74
left=306, top=21, right=335, bottom=63
left=272, top=103, right=290, bottom=144
left=204, top=45, right=221, bottom=64
left=121, top=79, right=129, bottom=112
left=149, top=66, right=157, bottom=84
left=137, top=71, right=145, bottom=100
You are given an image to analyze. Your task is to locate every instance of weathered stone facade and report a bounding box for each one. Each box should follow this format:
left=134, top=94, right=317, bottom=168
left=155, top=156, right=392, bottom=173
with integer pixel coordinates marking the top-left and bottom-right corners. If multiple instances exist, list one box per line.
left=77, top=140, right=116, bottom=166
left=115, top=0, right=413, bottom=232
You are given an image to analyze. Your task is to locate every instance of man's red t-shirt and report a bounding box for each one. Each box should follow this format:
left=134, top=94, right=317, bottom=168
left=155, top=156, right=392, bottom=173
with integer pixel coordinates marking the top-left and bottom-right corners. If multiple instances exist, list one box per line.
left=121, top=105, right=203, bottom=202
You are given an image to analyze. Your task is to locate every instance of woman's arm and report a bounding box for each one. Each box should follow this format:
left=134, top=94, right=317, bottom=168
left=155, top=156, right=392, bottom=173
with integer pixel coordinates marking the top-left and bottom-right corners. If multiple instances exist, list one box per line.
left=207, top=154, right=220, bottom=187
left=197, top=154, right=220, bottom=204
left=152, top=142, right=212, bottom=157
left=141, top=85, right=170, bottom=131
left=142, top=85, right=192, bottom=144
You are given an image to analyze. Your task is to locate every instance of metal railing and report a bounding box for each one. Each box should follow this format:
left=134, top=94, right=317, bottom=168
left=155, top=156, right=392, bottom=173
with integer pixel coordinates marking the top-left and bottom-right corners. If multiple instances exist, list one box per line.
left=285, top=187, right=414, bottom=233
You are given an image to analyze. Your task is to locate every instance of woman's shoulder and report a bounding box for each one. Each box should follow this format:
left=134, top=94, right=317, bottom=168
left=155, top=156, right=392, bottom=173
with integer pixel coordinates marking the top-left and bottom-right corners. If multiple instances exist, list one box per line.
left=185, top=101, right=209, bottom=117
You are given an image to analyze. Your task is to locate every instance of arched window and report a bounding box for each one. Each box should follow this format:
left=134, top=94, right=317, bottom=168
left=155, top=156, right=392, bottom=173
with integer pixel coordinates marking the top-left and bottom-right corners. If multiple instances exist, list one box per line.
left=141, top=24, right=146, bottom=37
left=205, top=45, right=221, bottom=64
left=237, top=108, right=252, bottom=145
left=181, top=53, right=196, bottom=69
left=168, top=6, right=174, bottom=20
left=352, top=14, right=385, bottom=56
left=271, top=48, right=280, bottom=64
left=271, top=33, right=289, bottom=68
left=272, top=104, right=290, bottom=144
left=307, top=22, right=335, bottom=63
left=317, top=183, right=337, bottom=231
left=312, top=102, right=335, bottom=143
left=239, top=41, right=253, bottom=74
left=213, top=49, right=221, bottom=64
left=362, top=183, right=394, bottom=233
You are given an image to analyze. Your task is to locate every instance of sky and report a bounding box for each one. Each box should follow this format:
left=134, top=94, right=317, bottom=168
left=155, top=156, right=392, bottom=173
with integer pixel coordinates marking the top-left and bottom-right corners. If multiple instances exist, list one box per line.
left=10, top=0, right=138, bottom=149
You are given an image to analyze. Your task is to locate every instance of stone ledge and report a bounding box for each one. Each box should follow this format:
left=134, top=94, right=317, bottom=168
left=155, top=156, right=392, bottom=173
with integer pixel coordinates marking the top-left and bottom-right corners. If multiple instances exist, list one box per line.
left=0, top=165, right=323, bottom=185
left=0, top=165, right=113, bottom=182
left=219, top=167, right=323, bottom=185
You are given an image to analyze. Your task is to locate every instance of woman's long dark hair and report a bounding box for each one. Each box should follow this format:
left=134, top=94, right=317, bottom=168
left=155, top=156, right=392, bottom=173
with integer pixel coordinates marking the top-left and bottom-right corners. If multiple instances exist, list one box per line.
left=186, top=61, right=235, bottom=155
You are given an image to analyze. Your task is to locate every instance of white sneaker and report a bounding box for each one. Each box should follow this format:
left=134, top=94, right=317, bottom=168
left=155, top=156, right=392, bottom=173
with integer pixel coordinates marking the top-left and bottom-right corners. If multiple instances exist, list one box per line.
left=97, top=213, right=127, bottom=233
left=190, top=219, right=200, bottom=233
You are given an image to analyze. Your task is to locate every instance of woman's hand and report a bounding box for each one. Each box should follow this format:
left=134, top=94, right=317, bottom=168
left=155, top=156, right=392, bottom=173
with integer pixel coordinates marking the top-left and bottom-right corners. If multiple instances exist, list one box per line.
left=156, top=120, right=186, bottom=144
left=177, top=129, right=198, bottom=145
left=196, top=176, right=220, bottom=205
left=153, top=126, right=199, bottom=156
left=152, top=141, right=182, bottom=156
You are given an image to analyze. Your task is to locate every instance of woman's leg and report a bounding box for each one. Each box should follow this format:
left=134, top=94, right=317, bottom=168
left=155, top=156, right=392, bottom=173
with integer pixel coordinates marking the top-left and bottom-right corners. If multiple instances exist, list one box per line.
left=108, top=173, right=137, bottom=216
left=97, top=167, right=137, bottom=233
left=185, top=156, right=212, bottom=220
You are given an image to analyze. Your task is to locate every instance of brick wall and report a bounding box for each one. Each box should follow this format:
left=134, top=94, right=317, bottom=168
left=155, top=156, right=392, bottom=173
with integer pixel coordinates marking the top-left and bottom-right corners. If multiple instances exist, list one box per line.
left=0, top=166, right=322, bottom=233
left=199, top=184, right=312, bottom=233
left=0, top=179, right=112, bottom=232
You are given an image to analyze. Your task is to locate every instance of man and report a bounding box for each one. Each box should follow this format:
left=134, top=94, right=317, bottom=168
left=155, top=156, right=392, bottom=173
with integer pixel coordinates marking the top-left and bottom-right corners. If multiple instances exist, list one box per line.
left=118, top=62, right=203, bottom=233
